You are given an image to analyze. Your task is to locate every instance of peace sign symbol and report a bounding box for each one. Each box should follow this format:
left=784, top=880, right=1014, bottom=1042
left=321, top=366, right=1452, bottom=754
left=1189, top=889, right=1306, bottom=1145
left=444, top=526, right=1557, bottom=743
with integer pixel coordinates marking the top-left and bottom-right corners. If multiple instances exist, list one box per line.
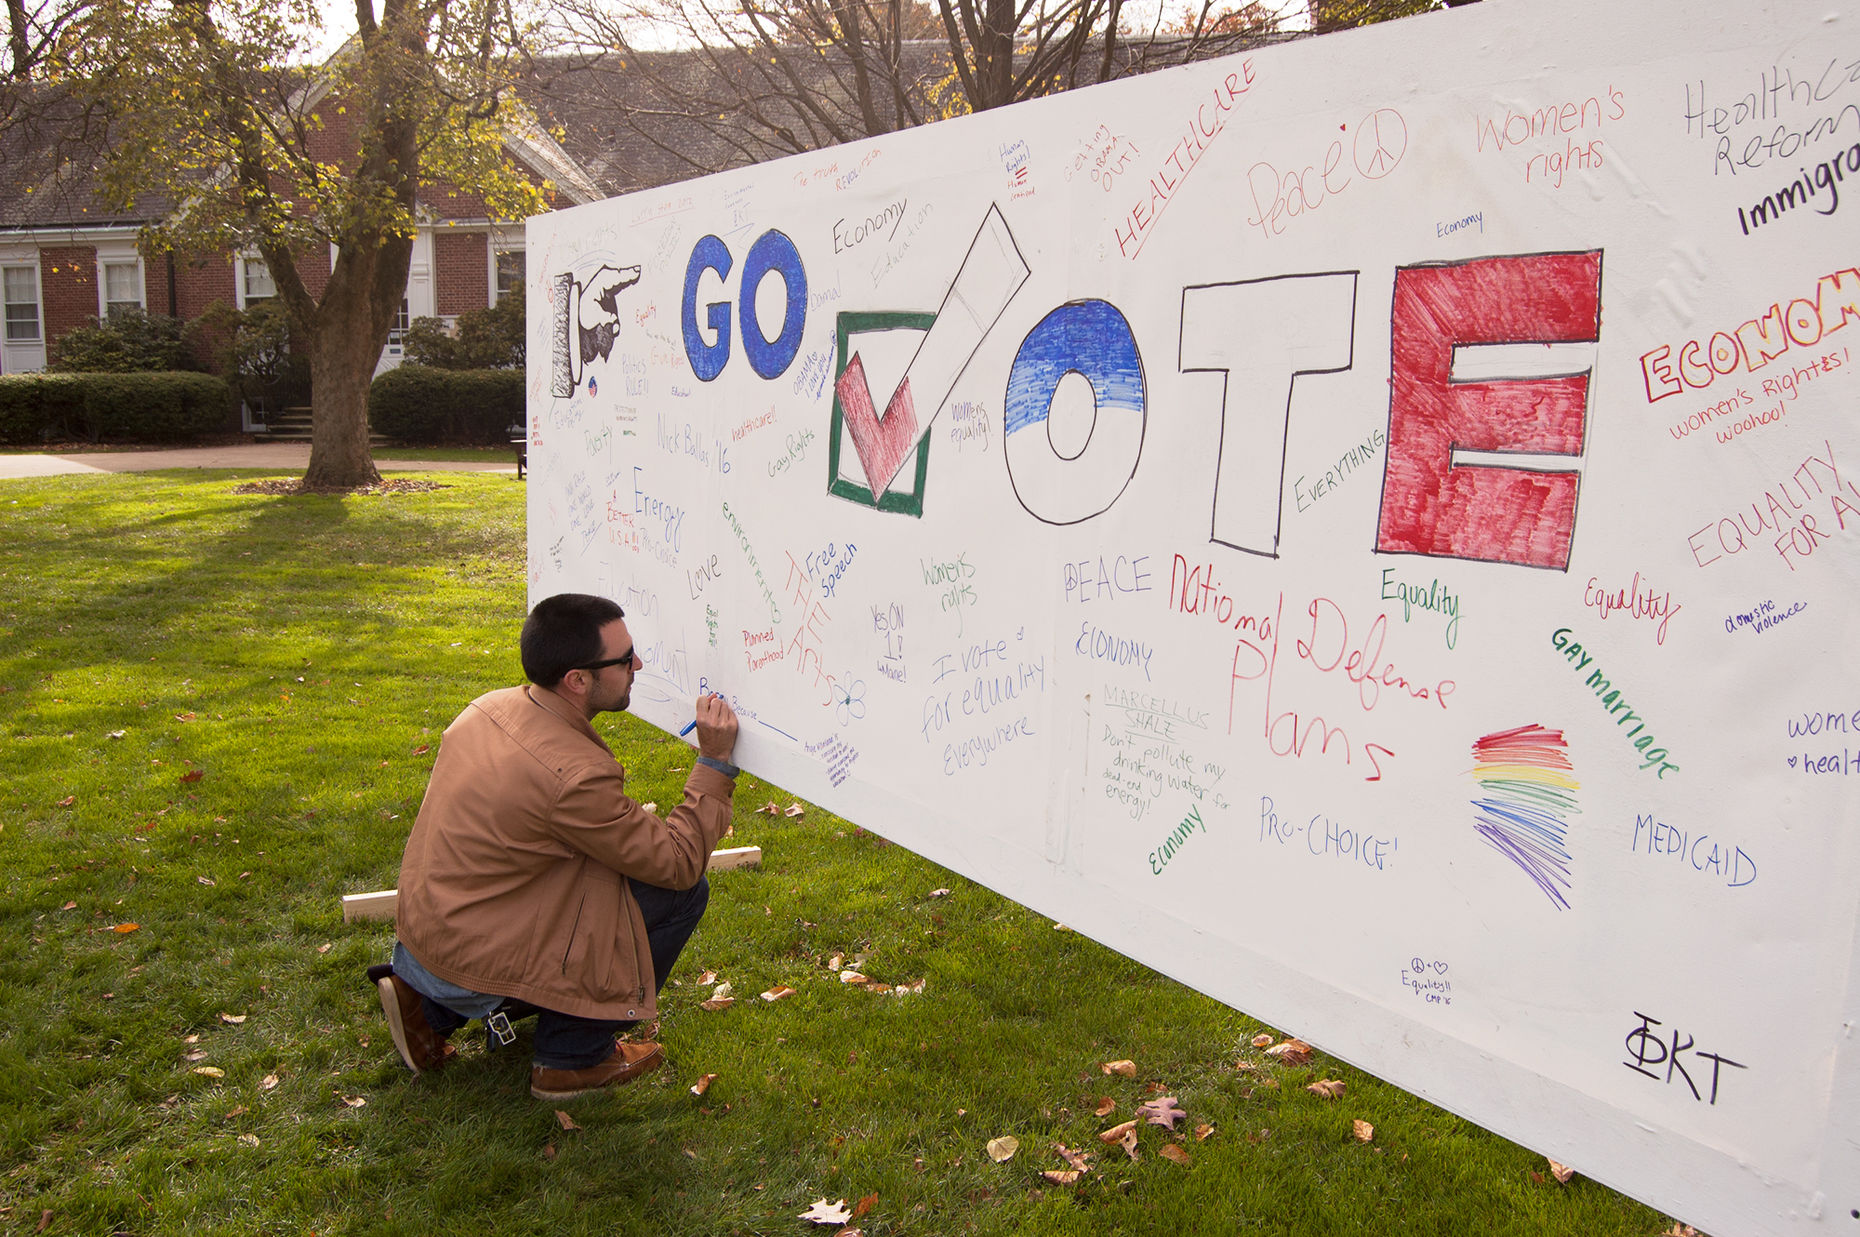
left=1353, top=108, right=1408, bottom=180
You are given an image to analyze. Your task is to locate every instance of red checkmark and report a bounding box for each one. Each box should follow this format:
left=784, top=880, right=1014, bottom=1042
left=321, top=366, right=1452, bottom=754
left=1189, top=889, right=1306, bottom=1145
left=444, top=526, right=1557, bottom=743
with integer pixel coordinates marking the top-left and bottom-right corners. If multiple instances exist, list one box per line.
left=836, top=351, right=920, bottom=497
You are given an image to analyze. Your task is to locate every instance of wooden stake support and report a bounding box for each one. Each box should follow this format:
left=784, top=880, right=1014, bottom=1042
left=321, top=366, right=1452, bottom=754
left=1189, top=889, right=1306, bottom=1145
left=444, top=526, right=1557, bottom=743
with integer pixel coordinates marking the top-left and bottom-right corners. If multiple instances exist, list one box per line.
left=340, top=845, right=763, bottom=923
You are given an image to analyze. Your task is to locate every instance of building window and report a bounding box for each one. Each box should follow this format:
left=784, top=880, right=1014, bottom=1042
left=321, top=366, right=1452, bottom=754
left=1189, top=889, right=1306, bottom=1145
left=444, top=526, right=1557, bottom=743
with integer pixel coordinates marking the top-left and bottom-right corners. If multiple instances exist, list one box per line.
left=103, top=261, right=144, bottom=316
left=242, top=256, right=275, bottom=304
left=386, top=298, right=410, bottom=355
left=4, top=265, right=40, bottom=342
left=495, top=247, right=525, bottom=303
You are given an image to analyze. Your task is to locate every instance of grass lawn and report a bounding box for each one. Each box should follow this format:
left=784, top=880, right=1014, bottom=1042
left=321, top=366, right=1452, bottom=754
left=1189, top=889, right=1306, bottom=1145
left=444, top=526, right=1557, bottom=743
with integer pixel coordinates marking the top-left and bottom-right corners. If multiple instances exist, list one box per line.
left=0, top=471, right=1681, bottom=1236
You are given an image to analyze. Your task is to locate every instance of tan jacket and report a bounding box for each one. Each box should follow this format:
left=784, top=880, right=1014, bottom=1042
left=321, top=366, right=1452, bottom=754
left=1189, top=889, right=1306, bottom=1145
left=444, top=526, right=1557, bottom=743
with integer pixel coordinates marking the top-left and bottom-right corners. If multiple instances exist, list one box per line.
left=396, top=685, right=735, bottom=1021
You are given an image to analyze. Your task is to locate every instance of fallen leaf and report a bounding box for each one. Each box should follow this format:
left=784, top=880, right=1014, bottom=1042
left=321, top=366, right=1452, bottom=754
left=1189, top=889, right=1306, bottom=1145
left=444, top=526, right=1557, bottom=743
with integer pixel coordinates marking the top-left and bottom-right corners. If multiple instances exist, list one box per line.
left=759, top=986, right=795, bottom=1002
left=1234, top=1061, right=1257, bottom=1073
left=827, top=953, right=844, bottom=970
left=37, top=1210, right=51, bottom=1233
left=342, top=1095, right=366, bottom=1108
left=851, top=1193, right=877, bottom=1219
left=56, top=794, right=75, bottom=807
left=696, top=970, right=717, bottom=985
left=1137, top=1096, right=1186, bottom=1130
left=60, top=900, right=77, bottom=910
left=839, top=971, right=868, bottom=984
left=1306, top=1079, right=1346, bottom=1100
left=691, top=1073, right=718, bottom=1096
left=929, top=888, right=951, bottom=898
left=1098, top=1119, right=1138, bottom=1146
left=184, top=1034, right=199, bottom=1044
left=1093, top=1097, right=1116, bottom=1117
left=413, top=744, right=430, bottom=756
left=1245, top=1128, right=1271, bottom=1145
left=219, top=1013, right=246, bottom=1024
left=555, top=1110, right=580, bottom=1131
left=1055, top=1143, right=1093, bottom=1173
left=224, top=1105, right=248, bottom=1119
left=1041, top=1170, right=1081, bottom=1185
left=1195, top=1123, right=1215, bottom=1141
left=798, top=1199, right=852, bottom=1225
left=1100, top=1059, right=1137, bottom=1077
left=1353, top=1119, right=1374, bottom=1142
left=237, top=1133, right=259, bottom=1147
left=108, top=730, right=126, bottom=739
left=712, top=981, right=732, bottom=999
left=1547, top=1158, right=1576, bottom=1184
left=1158, top=1144, right=1190, bottom=1166
left=699, top=996, right=735, bottom=1011
left=541, top=1142, right=557, bottom=1161
left=986, top=1135, right=1019, bottom=1162
left=193, top=1066, right=224, bottom=1078
left=317, top=943, right=332, bottom=954
left=184, top=1050, right=207, bottom=1062
left=757, top=801, right=780, bottom=814
left=1250, top=1033, right=1274, bottom=1048
left=260, top=1074, right=279, bottom=1091
left=893, top=978, right=925, bottom=994
left=784, top=802, right=805, bottom=817
left=197, top=875, right=215, bottom=886
left=180, top=769, right=204, bottom=784
left=1265, top=1038, right=1313, bottom=1065
left=175, top=712, right=195, bottom=721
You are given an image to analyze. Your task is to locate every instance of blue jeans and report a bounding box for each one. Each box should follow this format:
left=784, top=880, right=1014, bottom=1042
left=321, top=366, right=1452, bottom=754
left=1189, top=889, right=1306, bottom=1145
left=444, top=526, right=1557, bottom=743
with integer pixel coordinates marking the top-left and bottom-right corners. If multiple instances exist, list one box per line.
left=403, top=875, right=709, bottom=1070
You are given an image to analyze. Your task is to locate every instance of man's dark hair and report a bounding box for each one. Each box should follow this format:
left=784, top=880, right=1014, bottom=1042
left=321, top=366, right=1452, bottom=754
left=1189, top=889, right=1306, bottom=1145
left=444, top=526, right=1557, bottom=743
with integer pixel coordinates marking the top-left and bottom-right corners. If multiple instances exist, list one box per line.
left=520, top=593, right=626, bottom=687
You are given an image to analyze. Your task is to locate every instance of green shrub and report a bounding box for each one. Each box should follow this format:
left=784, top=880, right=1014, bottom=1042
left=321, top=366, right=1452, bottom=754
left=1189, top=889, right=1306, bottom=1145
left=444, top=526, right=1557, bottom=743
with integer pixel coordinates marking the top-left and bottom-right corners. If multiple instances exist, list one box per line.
left=368, top=365, right=523, bottom=445
left=0, top=371, right=230, bottom=443
left=402, top=287, right=524, bottom=370
left=0, top=373, right=85, bottom=443
left=48, top=309, right=194, bottom=373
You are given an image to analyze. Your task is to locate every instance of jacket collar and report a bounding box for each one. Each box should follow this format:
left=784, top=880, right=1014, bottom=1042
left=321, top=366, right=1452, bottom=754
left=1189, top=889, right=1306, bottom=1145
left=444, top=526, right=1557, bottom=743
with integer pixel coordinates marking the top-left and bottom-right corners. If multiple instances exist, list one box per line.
left=523, top=683, right=612, bottom=755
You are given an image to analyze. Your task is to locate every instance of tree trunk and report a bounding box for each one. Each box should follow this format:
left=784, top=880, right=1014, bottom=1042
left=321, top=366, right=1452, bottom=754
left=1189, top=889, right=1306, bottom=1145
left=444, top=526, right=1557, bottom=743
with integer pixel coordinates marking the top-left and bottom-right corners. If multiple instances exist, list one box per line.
left=302, top=325, right=385, bottom=489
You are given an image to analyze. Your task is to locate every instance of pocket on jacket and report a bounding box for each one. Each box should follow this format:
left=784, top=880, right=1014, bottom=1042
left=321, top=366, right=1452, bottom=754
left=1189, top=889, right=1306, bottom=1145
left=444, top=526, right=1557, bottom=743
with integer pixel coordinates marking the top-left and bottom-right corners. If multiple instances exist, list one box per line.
left=560, top=865, right=622, bottom=996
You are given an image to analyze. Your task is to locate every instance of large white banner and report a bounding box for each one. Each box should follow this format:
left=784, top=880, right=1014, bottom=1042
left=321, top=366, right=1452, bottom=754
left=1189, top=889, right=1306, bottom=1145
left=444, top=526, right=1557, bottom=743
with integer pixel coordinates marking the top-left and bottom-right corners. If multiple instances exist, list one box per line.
left=524, top=2, right=1860, bottom=1230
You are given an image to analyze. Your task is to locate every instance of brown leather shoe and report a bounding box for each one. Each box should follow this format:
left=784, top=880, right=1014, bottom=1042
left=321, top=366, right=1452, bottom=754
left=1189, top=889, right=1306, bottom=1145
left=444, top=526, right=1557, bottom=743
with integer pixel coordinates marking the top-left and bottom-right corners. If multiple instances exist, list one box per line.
left=530, top=1041, right=664, bottom=1100
left=377, top=973, right=453, bottom=1074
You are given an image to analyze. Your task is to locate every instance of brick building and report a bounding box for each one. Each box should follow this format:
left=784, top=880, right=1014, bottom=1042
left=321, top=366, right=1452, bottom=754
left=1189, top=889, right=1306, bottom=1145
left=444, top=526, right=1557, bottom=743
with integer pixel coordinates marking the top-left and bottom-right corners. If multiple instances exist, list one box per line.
left=0, top=65, right=604, bottom=426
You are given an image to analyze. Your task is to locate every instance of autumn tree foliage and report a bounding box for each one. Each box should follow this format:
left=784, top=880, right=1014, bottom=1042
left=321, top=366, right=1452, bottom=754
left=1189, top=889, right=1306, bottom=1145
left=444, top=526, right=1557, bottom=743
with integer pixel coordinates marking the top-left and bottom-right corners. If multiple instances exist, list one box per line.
left=79, top=0, right=547, bottom=488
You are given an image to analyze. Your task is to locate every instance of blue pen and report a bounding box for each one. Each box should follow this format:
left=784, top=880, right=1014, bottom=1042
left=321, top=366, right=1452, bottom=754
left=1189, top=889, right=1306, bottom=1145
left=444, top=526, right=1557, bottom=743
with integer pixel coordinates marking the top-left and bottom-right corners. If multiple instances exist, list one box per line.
left=679, top=693, right=721, bottom=737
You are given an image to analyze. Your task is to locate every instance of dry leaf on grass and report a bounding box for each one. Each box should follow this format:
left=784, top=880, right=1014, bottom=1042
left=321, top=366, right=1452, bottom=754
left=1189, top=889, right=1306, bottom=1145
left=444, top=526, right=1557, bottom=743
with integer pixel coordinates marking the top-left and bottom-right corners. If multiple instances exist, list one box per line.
left=1158, top=1144, right=1190, bottom=1166
left=237, top=1133, right=259, bottom=1147
left=851, top=1193, right=877, bottom=1220
left=1306, top=1079, right=1346, bottom=1099
left=1042, top=1170, right=1082, bottom=1185
left=839, top=971, right=868, bottom=984
left=1195, top=1123, right=1215, bottom=1141
left=699, top=996, right=735, bottom=1012
left=784, top=803, right=806, bottom=817
left=1136, top=1096, right=1186, bottom=1130
left=696, top=970, right=717, bottom=985
left=760, top=986, right=796, bottom=1002
left=929, top=888, right=951, bottom=898
left=555, top=1110, right=580, bottom=1131
left=193, top=1066, right=224, bottom=1078
left=541, top=1142, right=556, bottom=1161
left=756, top=801, right=780, bottom=815
left=798, top=1199, right=852, bottom=1225
left=341, top=1095, right=366, bottom=1108
left=260, top=1074, right=279, bottom=1091
left=1098, top=1119, right=1138, bottom=1144
left=60, top=901, right=76, bottom=911
left=1353, top=1119, right=1374, bottom=1143
left=1093, top=1097, right=1116, bottom=1117
left=827, top=953, right=844, bottom=970
left=1546, top=1158, right=1576, bottom=1184
left=1055, top=1144, right=1093, bottom=1173
left=1265, top=1039, right=1313, bottom=1065
left=1100, top=1059, right=1137, bottom=1077
left=180, top=770, right=204, bottom=784
left=219, top=1013, right=246, bottom=1025
left=113, top=923, right=139, bottom=934
left=986, top=1135, right=1019, bottom=1162
left=691, top=1074, right=718, bottom=1096
left=1250, top=1033, right=1274, bottom=1048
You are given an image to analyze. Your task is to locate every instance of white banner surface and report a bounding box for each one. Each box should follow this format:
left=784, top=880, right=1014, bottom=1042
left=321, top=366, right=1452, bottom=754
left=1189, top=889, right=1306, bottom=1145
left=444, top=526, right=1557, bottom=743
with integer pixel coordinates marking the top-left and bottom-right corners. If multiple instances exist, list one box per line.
left=525, top=3, right=1860, bottom=1230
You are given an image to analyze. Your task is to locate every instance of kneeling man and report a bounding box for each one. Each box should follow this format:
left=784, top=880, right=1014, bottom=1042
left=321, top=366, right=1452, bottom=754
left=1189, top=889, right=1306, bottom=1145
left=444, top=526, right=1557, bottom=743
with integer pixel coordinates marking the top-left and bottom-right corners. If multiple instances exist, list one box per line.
left=375, top=593, right=739, bottom=1099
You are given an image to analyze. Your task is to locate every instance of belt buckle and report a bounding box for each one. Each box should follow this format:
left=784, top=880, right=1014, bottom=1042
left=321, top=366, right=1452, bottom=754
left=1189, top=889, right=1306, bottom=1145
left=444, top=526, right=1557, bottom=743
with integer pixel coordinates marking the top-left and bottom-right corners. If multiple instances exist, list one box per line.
left=486, top=1010, right=516, bottom=1046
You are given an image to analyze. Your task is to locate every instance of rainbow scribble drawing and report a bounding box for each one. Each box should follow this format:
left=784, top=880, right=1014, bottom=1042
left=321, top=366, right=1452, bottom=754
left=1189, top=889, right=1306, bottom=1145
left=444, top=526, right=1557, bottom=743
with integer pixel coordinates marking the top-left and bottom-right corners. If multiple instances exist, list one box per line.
left=1470, top=724, right=1578, bottom=910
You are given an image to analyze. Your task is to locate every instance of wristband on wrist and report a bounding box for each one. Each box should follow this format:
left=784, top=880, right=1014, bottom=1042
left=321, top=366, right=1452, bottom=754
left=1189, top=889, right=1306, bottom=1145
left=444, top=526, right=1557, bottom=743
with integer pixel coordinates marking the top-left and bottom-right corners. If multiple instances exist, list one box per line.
left=695, top=754, right=740, bottom=779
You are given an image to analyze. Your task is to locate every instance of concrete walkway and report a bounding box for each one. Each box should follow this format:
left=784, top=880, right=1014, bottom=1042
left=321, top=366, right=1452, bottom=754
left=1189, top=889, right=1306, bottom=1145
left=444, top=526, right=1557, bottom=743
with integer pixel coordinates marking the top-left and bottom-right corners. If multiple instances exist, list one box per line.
left=0, top=443, right=520, bottom=479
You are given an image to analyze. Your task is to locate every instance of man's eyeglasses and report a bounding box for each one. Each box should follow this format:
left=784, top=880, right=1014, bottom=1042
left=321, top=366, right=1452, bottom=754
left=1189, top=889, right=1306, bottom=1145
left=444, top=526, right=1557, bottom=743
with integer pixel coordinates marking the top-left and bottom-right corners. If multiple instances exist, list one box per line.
left=579, top=648, right=636, bottom=673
